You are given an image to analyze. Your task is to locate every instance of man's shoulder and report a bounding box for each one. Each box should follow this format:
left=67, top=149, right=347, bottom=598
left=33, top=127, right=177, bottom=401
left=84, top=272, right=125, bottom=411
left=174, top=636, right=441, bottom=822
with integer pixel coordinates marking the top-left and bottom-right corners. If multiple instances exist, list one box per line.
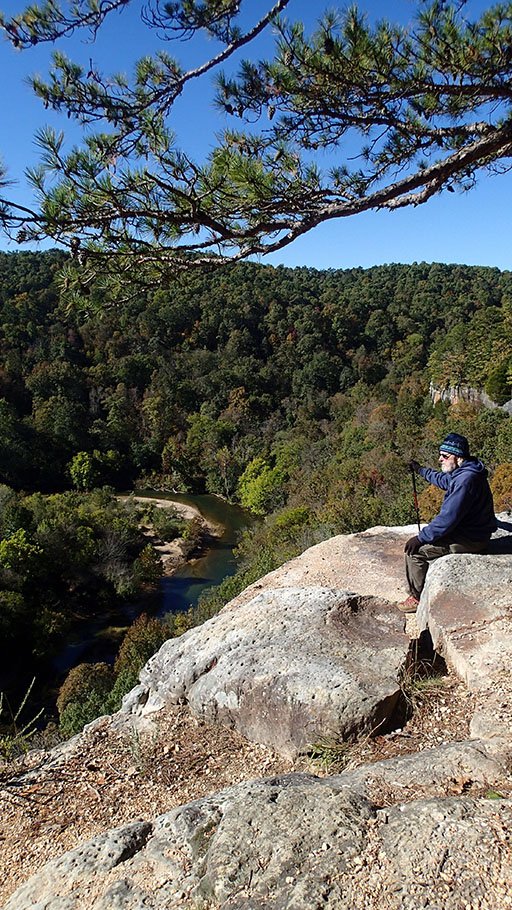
left=453, top=460, right=489, bottom=488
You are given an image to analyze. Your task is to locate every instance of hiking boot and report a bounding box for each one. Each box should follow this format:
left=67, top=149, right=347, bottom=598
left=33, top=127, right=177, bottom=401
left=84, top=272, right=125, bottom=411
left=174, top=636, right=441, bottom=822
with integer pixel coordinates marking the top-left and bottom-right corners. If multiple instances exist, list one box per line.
left=397, top=595, right=419, bottom=613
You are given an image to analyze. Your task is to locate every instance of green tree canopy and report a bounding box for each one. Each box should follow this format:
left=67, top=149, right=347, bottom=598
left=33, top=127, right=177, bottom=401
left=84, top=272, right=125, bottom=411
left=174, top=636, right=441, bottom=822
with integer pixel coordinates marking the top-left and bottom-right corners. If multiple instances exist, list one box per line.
left=2, top=1, right=512, bottom=285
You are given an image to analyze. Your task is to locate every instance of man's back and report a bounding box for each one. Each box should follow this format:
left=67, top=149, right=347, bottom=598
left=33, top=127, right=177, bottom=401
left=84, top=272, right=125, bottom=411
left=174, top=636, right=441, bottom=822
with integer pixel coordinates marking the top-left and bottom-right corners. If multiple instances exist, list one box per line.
left=418, top=458, right=497, bottom=544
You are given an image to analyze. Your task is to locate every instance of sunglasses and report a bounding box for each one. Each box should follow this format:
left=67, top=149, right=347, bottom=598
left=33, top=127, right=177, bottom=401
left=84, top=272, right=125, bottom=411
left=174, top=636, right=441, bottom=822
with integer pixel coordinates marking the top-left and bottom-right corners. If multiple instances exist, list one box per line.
left=439, top=452, right=453, bottom=459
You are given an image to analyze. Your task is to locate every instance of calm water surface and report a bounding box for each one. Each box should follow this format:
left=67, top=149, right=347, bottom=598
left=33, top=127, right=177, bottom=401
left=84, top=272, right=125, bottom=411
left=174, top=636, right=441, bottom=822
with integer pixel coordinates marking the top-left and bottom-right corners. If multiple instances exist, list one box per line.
left=153, top=491, right=254, bottom=615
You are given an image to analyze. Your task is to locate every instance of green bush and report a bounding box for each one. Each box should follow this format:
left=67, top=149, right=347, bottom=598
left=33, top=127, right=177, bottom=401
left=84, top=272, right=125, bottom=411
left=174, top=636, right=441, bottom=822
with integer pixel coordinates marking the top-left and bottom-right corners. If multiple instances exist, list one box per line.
left=180, top=516, right=205, bottom=556
left=485, top=359, right=512, bottom=406
left=57, top=662, right=114, bottom=716
left=114, top=613, right=169, bottom=677
left=59, top=689, right=114, bottom=738
left=237, top=456, right=287, bottom=515
left=133, top=544, right=163, bottom=584
left=0, top=529, right=43, bottom=578
left=151, top=505, right=185, bottom=541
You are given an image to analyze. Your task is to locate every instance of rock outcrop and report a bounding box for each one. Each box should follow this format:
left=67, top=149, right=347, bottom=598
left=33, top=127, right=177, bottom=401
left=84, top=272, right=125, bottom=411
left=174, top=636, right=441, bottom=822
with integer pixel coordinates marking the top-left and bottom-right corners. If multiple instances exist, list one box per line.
left=429, top=381, right=512, bottom=415
left=417, top=523, right=512, bottom=743
left=4, top=517, right=512, bottom=910
left=6, top=763, right=511, bottom=910
left=122, top=524, right=416, bottom=758
left=123, top=587, right=410, bottom=758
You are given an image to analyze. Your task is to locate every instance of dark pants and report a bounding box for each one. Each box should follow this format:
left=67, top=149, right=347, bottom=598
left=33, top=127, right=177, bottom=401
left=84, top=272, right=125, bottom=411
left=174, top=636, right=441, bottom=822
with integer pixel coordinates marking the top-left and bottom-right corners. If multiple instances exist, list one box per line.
left=405, top=535, right=489, bottom=600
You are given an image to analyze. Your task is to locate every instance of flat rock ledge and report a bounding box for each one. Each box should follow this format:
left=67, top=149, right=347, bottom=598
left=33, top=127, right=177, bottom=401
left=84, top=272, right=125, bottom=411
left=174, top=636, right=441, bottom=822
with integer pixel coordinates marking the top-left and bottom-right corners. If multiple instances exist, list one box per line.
left=5, top=752, right=511, bottom=910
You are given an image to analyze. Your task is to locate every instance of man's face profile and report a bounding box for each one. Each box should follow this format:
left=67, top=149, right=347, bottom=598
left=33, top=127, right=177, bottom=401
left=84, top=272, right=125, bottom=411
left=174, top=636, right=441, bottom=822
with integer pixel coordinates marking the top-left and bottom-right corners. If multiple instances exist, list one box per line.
left=439, top=451, right=458, bottom=473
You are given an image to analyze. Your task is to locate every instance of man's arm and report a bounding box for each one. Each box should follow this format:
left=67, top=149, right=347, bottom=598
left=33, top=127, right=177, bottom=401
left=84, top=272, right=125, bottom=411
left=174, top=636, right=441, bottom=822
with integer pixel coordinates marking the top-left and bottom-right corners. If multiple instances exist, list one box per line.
left=418, top=466, right=451, bottom=490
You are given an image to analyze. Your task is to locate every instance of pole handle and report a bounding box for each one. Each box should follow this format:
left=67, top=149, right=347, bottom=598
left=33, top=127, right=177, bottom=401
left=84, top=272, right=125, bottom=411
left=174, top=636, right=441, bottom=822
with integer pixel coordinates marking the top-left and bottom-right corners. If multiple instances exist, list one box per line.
left=410, top=465, right=421, bottom=533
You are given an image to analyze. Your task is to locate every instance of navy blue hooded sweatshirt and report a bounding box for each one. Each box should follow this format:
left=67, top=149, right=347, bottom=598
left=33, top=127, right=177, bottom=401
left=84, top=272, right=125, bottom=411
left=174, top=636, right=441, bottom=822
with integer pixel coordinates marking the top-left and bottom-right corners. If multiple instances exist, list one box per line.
left=417, top=458, right=497, bottom=545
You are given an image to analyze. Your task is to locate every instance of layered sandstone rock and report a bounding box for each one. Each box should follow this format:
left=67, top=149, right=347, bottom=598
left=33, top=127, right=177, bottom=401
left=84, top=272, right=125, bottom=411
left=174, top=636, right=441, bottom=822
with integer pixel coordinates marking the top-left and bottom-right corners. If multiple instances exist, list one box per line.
left=6, top=765, right=511, bottom=910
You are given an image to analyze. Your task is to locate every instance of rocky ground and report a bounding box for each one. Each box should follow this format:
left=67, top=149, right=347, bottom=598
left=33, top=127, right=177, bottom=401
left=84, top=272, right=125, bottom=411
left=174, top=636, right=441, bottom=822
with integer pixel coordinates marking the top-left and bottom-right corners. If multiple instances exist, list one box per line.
left=1, top=651, right=504, bottom=907
left=2, top=522, right=512, bottom=909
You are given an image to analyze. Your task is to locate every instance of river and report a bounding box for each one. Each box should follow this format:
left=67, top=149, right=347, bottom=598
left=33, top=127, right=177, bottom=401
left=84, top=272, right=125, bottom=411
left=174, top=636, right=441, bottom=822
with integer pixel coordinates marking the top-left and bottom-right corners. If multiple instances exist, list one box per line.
left=53, top=492, right=253, bottom=675
left=154, top=491, right=254, bottom=615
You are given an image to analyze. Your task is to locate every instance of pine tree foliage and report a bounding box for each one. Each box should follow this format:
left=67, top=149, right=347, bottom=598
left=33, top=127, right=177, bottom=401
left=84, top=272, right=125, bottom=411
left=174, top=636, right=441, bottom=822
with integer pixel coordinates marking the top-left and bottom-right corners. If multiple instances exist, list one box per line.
left=2, top=1, right=512, bottom=281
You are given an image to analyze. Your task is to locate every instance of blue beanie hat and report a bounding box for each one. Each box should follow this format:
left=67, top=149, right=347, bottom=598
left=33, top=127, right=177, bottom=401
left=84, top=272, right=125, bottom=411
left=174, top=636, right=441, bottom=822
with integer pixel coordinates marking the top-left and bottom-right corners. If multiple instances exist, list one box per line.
left=439, top=433, right=470, bottom=458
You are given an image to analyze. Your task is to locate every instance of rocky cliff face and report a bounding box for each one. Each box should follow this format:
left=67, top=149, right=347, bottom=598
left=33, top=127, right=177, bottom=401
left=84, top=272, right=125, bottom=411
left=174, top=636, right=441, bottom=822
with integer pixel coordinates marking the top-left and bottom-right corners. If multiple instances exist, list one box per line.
left=429, top=381, right=512, bottom=414
left=3, top=517, right=512, bottom=910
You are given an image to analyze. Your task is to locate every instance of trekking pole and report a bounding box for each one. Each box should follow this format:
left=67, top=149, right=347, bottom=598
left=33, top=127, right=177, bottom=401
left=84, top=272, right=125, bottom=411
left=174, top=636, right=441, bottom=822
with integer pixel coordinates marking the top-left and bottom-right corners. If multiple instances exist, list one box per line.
left=410, top=465, right=421, bottom=533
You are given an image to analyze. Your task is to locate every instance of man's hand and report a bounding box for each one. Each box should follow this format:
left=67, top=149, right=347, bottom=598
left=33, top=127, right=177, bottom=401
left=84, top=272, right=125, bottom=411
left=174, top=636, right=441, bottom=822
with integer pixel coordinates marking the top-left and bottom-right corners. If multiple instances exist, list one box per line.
left=408, top=460, right=421, bottom=474
left=404, top=535, right=421, bottom=555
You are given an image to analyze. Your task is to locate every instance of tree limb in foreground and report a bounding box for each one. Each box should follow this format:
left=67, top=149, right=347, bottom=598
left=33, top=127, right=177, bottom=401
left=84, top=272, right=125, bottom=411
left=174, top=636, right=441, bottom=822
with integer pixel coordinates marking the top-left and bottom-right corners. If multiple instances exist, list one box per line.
left=2, top=0, right=512, bottom=286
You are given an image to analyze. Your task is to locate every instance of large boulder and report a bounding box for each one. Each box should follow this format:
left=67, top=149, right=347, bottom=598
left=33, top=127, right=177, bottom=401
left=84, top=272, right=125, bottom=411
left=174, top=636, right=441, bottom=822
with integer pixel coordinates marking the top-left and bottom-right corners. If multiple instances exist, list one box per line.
left=417, top=518, right=512, bottom=743
left=122, top=524, right=417, bottom=758
left=418, top=552, right=512, bottom=692
left=123, top=587, right=410, bottom=758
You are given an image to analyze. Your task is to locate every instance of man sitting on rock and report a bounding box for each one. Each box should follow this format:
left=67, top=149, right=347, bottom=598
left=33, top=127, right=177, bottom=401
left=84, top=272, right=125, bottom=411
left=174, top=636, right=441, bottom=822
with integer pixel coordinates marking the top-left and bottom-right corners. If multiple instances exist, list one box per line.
left=400, top=432, right=497, bottom=613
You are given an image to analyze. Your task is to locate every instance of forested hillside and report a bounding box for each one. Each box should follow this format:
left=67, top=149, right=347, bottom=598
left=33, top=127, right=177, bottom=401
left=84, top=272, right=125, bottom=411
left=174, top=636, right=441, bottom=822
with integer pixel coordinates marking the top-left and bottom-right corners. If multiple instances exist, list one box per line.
left=1, top=250, right=511, bottom=734
left=1, top=252, right=511, bottom=499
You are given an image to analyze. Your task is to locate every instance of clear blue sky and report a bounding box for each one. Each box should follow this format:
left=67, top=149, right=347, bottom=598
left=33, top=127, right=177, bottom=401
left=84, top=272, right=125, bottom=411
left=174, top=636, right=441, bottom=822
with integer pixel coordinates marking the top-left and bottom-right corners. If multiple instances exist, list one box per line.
left=0, top=0, right=510, bottom=272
